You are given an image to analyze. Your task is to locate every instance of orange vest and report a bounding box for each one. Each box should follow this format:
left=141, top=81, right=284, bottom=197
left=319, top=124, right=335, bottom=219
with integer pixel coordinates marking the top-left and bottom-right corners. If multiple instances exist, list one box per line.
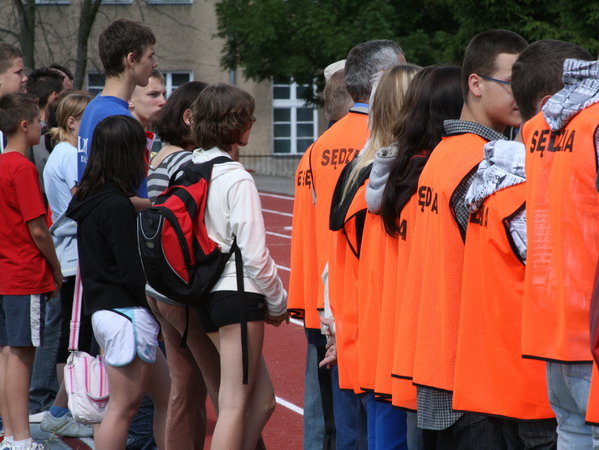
left=288, top=146, right=321, bottom=329
left=329, top=183, right=368, bottom=393
left=453, top=182, right=554, bottom=419
left=375, top=194, right=421, bottom=400
left=522, top=103, right=599, bottom=362
left=356, top=212, right=387, bottom=392
left=586, top=364, right=599, bottom=425
left=310, top=109, right=369, bottom=313
left=409, top=133, right=486, bottom=391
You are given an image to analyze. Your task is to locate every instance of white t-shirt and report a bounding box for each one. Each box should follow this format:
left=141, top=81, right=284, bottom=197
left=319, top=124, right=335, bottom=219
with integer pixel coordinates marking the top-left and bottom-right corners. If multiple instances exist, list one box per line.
left=44, top=141, right=78, bottom=220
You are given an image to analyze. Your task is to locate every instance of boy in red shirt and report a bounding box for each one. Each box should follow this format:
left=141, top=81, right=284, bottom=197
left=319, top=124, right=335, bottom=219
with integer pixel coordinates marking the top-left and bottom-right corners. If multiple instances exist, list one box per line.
left=0, top=93, right=62, bottom=450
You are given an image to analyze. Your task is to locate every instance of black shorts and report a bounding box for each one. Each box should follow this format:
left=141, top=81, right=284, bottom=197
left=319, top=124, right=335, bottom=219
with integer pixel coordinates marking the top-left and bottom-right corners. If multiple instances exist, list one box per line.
left=197, top=291, right=266, bottom=333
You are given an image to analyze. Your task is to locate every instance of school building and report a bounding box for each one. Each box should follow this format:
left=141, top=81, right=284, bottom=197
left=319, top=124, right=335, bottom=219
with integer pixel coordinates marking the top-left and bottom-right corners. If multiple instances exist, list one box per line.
left=0, top=0, right=326, bottom=177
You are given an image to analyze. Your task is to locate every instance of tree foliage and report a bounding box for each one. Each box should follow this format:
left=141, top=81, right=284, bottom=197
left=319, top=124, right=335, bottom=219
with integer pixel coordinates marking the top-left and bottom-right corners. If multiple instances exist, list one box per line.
left=216, top=0, right=599, bottom=97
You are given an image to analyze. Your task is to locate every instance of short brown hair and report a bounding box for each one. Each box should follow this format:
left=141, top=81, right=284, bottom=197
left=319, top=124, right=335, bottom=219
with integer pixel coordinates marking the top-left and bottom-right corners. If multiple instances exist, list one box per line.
left=26, top=67, right=65, bottom=108
left=512, top=40, right=593, bottom=121
left=191, top=83, right=255, bottom=152
left=99, top=18, right=156, bottom=77
left=462, top=29, right=528, bottom=100
left=0, top=43, right=23, bottom=75
left=0, top=92, right=39, bottom=136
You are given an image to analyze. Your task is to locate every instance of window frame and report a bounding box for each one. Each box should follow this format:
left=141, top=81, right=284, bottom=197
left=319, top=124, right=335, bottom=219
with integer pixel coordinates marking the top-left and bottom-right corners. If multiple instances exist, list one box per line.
left=272, top=80, right=318, bottom=155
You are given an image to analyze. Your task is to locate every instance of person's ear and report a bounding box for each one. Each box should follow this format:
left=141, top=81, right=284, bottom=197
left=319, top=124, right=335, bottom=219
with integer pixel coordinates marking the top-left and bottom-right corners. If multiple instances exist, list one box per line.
left=19, top=119, right=29, bottom=133
left=468, top=73, right=483, bottom=98
left=539, top=94, right=552, bottom=109
left=183, top=108, right=193, bottom=127
left=67, top=116, right=77, bottom=131
left=128, top=97, right=135, bottom=109
left=126, top=52, right=137, bottom=69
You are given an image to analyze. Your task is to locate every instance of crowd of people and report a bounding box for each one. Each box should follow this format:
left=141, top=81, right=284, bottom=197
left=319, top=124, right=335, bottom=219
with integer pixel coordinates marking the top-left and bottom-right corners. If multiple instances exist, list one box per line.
left=0, top=13, right=598, bottom=450
left=290, top=31, right=599, bottom=450
left=0, top=17, right=286, bottom=450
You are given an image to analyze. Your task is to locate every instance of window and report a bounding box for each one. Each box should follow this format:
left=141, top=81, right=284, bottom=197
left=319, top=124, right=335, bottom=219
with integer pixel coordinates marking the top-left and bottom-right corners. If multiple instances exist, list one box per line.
left=101, top=0, right=133, bottom=4
left=87, top=71, right=193, bottom=97
left=34, top=0, right=70, bottom=4
left=272, top=80, right=318, bottom=154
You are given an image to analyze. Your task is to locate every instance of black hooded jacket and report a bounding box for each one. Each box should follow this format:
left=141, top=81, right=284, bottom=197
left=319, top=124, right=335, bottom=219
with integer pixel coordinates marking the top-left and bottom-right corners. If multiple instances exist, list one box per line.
left=66, top=185, right=147, bottom=315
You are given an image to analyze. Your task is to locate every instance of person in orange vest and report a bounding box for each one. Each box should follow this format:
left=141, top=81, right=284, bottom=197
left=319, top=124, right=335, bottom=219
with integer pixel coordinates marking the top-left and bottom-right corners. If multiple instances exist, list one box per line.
left=402, top=30, right=527, bottom=446
left=518, top=42, right=599, bottom=447
left=309, top=40, right=405, bottom=449
left=454, top=39, right=593, bottom=447
left=330, top=63, right=419, bottom=450
left=368, top=65, right=463, bottom=448
left=288, top=60, right=352, bottom=450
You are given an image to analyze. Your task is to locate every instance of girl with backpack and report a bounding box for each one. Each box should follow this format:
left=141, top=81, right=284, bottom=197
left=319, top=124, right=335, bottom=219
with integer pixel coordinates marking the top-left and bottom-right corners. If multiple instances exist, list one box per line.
left=66, top=115, right=169, bottom=450
left=189, top=83, right=288, bottom=449
left=146, top=81, right=221, bottom=448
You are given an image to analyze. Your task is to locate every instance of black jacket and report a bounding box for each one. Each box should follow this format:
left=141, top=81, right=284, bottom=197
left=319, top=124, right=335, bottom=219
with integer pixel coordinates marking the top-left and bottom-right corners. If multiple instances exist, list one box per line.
left=66, top=185, right=147, bottom=315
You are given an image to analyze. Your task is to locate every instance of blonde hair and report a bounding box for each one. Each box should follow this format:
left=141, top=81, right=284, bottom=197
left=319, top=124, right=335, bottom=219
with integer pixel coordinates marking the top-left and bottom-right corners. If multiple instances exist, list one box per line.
left=49, top=91, right=93, bottom=143
left=342, top=64, right=421, bottom=202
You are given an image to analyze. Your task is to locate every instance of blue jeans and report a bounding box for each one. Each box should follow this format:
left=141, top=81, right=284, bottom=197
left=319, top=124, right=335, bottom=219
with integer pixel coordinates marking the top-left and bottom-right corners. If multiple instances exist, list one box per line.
left=366, top=395, right=408, bottom=449
left=331, top=366, right=367, bottom=449
left=304, top=328, right=335, bottom=449
left=546, top=361, right=599, bottom=449
left=28, top=295, right=61, bottom=413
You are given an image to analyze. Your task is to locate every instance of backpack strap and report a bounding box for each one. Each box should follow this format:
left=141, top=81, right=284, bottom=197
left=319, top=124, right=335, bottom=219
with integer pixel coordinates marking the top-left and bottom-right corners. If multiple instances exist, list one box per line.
left=231, top=236, right=249, bottom=384
left=167, top=155, right=232, bottom=187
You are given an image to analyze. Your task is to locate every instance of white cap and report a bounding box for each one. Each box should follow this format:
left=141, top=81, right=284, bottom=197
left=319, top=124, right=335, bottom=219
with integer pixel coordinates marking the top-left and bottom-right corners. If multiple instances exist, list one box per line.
left=324, top=59, right=346, bottom=81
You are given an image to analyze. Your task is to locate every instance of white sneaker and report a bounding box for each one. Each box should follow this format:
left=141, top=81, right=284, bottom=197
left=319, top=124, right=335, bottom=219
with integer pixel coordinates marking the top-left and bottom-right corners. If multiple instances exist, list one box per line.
left=12, top=443, right=44, bottom=450
left=27, top=411, right=45, bottom=423
left=40, top=412, right=93, bottom=438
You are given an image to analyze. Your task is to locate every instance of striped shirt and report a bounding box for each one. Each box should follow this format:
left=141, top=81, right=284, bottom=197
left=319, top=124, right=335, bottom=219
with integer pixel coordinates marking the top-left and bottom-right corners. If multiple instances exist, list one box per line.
left=147, top=150, right=193, bottom=204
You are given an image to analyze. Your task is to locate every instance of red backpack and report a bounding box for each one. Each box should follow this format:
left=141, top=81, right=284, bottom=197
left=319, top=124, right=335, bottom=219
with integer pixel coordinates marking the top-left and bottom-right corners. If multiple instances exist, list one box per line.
left=137, top=156, right=240, bottom=305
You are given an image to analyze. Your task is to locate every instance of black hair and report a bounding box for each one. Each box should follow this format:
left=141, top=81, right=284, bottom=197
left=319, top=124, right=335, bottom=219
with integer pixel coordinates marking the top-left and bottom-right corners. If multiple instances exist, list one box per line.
left=381, top=66, right=463, bottom=236
left=77, top=115, right=147, bottom=199
left=26, top=67, right=65, bottom=108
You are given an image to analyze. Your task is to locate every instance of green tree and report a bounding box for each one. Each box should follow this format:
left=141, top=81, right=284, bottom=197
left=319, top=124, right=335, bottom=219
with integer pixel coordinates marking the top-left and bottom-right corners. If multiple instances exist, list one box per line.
left=216, top=0, right=599, bottom=96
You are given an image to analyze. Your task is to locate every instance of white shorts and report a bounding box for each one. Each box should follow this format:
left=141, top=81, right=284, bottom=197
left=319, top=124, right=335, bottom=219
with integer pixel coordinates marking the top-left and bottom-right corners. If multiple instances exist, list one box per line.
left=91, top=307, right=160, bottom=367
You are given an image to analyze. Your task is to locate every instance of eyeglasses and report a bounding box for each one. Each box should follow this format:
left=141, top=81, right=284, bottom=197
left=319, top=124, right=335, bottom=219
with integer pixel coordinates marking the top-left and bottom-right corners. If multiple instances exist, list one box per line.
left=479, top=75, right=512, bottom=86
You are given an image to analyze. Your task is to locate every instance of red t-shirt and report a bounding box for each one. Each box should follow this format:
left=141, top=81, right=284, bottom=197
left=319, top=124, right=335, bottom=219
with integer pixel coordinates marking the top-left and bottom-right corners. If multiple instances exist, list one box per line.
left=0, top=152, right=55, bottom=295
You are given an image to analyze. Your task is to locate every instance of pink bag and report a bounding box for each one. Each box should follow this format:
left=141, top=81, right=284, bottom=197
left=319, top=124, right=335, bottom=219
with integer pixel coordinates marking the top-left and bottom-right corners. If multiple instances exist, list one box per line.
left=64, top=268, right=110, bottom=424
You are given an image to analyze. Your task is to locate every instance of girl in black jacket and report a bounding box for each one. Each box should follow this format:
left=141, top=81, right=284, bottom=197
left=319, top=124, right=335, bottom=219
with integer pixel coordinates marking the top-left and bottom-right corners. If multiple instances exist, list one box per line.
left=67, top=115, right=169, bottom=450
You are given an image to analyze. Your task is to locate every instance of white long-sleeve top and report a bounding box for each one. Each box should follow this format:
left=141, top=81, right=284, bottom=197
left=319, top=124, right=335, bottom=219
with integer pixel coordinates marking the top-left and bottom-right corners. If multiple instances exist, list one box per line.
left=192, top=147, right=287, bottom=316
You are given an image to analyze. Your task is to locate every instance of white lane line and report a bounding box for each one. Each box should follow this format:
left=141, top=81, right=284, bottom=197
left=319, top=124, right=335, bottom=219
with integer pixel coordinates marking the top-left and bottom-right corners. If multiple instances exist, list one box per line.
left=260, top=192, right=294, bottom=200
left=276, top=396, right=304, bottom=415
left=284, top=226, right=292, bottom=230
left=290, top=318, right=304, bottom=327
left=263, top=208, right=293, bottom=217
left=276, top=264, right=290, bottom=272
left=266, top=231, right=291, bottom=239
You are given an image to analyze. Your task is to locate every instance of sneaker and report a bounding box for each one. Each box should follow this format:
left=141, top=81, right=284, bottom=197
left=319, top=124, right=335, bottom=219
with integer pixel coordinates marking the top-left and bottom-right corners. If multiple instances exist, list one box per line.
left=12, top=443, right=44, bottom=450
left=40, top=412, right=93, bottom=438
left=27, top=411, right=46, bottom=423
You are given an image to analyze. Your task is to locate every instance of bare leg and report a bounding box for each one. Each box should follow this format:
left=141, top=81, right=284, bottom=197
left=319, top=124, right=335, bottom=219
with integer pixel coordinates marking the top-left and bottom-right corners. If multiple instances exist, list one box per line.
left=146, top=349, right=170, bottom=450
left=5, top=346, right=35, bottom=440
left=242, top=357, right=276, bottom=450
left=210, top=321, right=272, bottom=450
left=148, top=297, right=207, bottom=450
left=154, top=300, right=220, bottom=409
left=94, top=357, right=152, bottom=450
left=0, top=346, right=12, bottom=438
left=53, top=362, right=68, bottom=407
